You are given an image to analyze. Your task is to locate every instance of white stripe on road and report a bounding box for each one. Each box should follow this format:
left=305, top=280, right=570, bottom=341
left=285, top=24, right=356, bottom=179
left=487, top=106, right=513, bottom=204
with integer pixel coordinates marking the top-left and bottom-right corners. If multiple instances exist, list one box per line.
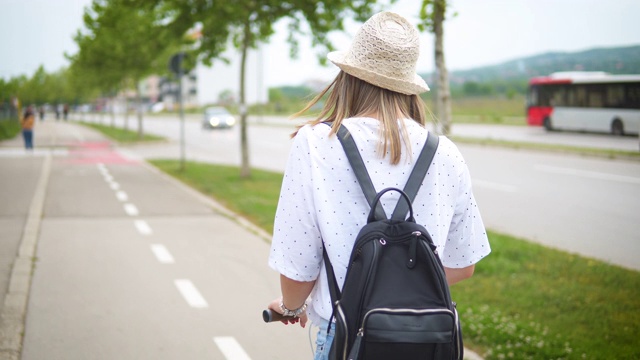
left=123, top=203, right=139, bottom=216
left=110, top=182, right=120, bottom=190
left=116, top=190, right=128, bottom=201
left=473, top=179, right=518, bottom=192
left=175, top=280, right=209, bottom=308
left=150, top=244, right=174, bottom=264
left=535, top=165, right=640, bottom=185
left=104, top=174, right=114, bottom=182
left=213, top=337, right=252, bottom=360
left=134, top=220, right=152, bottom=235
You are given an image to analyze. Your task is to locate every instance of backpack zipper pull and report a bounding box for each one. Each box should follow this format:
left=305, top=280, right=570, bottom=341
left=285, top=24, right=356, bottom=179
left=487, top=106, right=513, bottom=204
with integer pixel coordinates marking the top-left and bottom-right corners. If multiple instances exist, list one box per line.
left=407, top=231, right=420, bottom=269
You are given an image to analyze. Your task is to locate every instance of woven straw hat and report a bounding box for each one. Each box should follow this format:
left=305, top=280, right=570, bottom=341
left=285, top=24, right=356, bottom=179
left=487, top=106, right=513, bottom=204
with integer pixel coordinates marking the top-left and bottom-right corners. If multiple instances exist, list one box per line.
left=327, top=11, right=429, bottom=95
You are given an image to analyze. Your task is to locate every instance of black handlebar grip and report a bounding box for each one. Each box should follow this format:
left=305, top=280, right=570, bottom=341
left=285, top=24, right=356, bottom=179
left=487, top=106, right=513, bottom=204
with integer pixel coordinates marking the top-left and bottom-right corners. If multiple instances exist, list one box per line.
left=262, top=309, right=295, bottom=323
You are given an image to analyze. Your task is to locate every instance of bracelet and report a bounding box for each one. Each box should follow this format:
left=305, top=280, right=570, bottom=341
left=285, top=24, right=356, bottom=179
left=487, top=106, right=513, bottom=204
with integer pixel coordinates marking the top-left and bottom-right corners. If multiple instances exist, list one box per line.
left=279, top=300, right=307, bottom=317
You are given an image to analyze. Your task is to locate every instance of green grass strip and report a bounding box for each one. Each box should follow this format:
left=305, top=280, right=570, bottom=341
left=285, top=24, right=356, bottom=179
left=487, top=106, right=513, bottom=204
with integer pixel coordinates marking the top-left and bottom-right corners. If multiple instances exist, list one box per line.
left=451, top=135, right=640, bottom=161
left=149, top=159, right=639, bottom=360
left=78, top=121, right=165, bottom=143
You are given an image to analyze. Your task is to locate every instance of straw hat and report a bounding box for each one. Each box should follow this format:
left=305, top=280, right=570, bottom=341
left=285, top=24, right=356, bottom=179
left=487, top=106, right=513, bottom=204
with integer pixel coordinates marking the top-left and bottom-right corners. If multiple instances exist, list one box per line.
left=327, top=11, right=429, bottom=95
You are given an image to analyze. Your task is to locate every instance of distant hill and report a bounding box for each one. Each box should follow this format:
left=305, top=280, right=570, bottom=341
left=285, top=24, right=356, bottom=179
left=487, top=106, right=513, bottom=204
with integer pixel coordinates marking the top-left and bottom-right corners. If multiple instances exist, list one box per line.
left=445, top=44, right=640, bottom=84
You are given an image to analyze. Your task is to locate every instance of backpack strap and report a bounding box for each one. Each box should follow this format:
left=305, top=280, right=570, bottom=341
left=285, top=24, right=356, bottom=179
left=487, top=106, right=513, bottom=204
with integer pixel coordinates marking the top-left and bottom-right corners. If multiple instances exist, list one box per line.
left=391, top=133, right=439, bottom=221
left=323, top=246, right=341, bottom=302
left=333, top=124, right=387, bottom=221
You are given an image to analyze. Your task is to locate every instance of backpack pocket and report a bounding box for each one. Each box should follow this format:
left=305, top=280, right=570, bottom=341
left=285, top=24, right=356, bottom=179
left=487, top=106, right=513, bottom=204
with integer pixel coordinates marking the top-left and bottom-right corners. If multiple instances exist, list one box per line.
left=348, top=308, right=457, bottom=360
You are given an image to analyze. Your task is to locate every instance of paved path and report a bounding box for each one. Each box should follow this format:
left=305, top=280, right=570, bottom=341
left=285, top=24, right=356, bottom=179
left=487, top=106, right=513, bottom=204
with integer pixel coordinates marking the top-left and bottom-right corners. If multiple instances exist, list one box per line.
left=0, top=121, right=319, bottom=360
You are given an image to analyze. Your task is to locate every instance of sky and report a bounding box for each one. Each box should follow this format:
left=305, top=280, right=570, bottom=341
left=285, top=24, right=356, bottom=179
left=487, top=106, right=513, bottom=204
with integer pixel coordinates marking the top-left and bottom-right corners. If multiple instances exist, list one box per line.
left=1, top=0, right=640, bottom=88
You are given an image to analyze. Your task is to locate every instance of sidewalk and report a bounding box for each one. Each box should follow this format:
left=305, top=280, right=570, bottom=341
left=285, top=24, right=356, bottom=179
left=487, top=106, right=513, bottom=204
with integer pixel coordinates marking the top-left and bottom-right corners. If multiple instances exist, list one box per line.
left=0, top=121, right=114, bottom=359
left=0, top=120, right=479, bottom=359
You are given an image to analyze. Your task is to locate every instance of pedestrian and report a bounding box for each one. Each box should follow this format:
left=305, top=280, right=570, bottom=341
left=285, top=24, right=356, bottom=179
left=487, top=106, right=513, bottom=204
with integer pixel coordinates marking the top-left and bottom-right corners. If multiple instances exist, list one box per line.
left=38, top=105, right=45, bottom=121
left=20, top=106, right=35, bottom=150
left=63, top=104, right=69, bottom=120
left=266, top=11, right=491, bottom=359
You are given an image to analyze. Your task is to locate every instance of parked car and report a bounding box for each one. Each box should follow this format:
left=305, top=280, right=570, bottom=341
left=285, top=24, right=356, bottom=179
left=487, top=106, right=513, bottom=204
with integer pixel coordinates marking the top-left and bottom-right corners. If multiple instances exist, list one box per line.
left=202, top=107, right=236, bottom=129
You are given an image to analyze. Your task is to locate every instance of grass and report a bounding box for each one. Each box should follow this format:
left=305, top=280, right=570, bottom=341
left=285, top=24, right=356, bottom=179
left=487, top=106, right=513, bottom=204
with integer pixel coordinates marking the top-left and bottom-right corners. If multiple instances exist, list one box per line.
left=450, top=136, right=640, bottom=161
left=0, top=119, right=21, bottom=140
left=149, top=160, right=639, bottom=360
left=453, top=231, right=639, bottom=359
left=78, top=121, right=165, bottom=143
left=150, top=160, right=282, bottom=234
left=155, top=95, right=529, bottom=126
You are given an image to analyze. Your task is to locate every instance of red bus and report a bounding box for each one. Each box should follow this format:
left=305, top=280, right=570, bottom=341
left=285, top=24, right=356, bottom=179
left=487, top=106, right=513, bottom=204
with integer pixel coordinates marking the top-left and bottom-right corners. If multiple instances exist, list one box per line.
left=527, top=72, right=640, bottom=135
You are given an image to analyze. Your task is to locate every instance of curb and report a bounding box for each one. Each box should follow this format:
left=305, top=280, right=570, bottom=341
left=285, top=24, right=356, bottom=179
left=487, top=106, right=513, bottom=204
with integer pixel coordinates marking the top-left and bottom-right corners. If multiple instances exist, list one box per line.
left=0, top=154, right=51, bottom=360
left=136, top=159, right=273, bottom=243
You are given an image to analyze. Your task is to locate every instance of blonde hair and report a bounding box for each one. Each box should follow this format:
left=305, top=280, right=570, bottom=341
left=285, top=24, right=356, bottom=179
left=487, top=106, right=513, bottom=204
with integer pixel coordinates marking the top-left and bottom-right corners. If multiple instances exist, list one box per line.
left=293, top=71, right=427, bottom=165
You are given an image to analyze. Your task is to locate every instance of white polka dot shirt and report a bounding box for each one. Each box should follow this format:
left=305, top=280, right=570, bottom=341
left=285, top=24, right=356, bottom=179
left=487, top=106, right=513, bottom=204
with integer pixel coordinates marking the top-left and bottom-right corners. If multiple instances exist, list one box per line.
left=268, top=117, right=491, bottom=325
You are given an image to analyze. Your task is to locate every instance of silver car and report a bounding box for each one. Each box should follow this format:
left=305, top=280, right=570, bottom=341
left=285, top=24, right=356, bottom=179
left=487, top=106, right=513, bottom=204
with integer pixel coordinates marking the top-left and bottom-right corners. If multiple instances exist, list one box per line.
left=202, top=107, right=236, bottom=129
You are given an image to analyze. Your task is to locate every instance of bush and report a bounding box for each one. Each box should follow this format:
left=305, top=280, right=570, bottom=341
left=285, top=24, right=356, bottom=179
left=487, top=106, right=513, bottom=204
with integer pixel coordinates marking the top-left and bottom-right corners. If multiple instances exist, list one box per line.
left=0, top=119, right=21, bottom=140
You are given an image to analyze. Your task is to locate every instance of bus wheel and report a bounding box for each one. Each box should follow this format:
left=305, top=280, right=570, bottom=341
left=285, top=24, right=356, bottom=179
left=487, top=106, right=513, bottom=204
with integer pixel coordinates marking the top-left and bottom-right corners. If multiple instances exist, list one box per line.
left=543, top=117, right=553, bottom=131
left=611, top=119, right=624, bottom=136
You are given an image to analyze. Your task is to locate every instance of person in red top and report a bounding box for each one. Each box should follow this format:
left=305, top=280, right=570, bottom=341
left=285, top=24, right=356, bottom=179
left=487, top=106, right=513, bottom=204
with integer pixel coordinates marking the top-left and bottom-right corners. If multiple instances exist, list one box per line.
left=20, top=106, right=35, bottom=150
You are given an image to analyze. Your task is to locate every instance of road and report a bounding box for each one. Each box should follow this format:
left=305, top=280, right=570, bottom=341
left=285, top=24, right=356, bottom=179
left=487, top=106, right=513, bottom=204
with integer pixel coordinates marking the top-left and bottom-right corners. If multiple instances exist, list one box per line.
left=76, top=113, right=640, bottom=270
left=1, top=121, right=312, bottom=359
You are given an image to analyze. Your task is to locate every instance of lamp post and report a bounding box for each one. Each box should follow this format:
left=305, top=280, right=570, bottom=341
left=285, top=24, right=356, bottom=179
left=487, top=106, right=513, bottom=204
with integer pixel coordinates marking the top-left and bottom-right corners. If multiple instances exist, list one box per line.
left=170, top=52, right=186, bottom=171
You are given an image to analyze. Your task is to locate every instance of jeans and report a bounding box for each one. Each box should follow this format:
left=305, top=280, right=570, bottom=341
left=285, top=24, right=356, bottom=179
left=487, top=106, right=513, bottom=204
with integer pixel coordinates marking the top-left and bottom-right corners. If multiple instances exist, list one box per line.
left=314, top=319, right=335, bottom=360
left=22, top=129, right=33, bottom=149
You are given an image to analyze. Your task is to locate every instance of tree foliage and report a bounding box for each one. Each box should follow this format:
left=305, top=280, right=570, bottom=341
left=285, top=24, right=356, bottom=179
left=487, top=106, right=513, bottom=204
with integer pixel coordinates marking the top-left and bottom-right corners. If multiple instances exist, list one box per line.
left=143, top=0, right=389, bottom=177
left=68, top=0, right=184, bottom=135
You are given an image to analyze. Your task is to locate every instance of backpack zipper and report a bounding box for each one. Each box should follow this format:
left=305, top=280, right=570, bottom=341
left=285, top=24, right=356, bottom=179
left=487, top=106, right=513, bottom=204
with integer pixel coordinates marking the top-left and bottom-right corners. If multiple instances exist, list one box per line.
left=355, top=307, right=456, bottom=341
left=348, top=239, right=380, bottom=360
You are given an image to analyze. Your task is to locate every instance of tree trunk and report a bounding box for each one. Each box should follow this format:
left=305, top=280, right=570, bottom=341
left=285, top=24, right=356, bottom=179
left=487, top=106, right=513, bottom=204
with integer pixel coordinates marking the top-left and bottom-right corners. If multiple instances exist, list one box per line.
left=110, top=96, right=116, bottom=127
left=239, top=23, right=251, bottom=179
left=136, top=84, right=144, bottom=139
left=434, top=0, right=452, bottom=135
left=124, top=96, right=129, bottom=131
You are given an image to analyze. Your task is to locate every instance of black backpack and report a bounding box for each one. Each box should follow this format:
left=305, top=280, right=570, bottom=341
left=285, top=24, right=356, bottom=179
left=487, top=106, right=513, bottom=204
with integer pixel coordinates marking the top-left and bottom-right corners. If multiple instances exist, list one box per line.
left=323, top=124, right=463, bottom=360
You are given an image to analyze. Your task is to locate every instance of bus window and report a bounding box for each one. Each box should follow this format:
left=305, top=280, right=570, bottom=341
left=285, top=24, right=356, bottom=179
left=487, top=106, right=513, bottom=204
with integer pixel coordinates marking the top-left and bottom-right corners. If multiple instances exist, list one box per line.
left=528, top=86, right=538, bottom=106
left=552, top=86, right=567, bottom=106
left=587, top=85, right=604, bottom=108
left=570, top=86, right=587, bottom=107
left=606, top=85, right=625, bottom=108
left=626, top=84, right=640, bottom=109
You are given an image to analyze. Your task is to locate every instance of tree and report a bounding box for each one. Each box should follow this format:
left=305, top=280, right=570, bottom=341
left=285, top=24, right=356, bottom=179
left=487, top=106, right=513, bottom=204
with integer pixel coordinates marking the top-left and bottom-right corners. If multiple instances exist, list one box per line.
left=148, top=0, right=388, bottom=178
left=419, top=0, right=452, bottom=135
left=69, top=0, right=181, bottom=136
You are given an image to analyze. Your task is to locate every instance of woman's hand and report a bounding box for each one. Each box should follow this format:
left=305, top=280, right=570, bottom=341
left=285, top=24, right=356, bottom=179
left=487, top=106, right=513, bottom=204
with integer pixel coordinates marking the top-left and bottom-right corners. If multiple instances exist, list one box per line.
left=267, top=297, right=308, bottom=328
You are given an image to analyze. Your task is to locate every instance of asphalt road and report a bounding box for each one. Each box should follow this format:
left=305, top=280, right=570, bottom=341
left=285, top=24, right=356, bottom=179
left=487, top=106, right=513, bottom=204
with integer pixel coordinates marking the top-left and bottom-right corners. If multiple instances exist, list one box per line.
left=76, top=113, right=640, bottom=270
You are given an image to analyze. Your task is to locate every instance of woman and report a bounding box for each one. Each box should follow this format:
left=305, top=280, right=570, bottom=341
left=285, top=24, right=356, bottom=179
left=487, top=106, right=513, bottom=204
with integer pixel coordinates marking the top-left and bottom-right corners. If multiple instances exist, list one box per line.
left=21, top=106, right=35, bottom=150
left=267, top=12, right=490, bottom=359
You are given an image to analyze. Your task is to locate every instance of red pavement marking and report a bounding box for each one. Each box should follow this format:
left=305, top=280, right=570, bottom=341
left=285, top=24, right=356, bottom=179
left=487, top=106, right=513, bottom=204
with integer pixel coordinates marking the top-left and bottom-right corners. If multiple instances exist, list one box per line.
left=64, top=141, right=138, bottom=164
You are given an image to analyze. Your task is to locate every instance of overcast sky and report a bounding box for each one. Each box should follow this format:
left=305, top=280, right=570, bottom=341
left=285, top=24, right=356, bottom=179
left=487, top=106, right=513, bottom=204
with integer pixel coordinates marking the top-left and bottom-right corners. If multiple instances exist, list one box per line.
left=1, top=0, right=639, bottom=87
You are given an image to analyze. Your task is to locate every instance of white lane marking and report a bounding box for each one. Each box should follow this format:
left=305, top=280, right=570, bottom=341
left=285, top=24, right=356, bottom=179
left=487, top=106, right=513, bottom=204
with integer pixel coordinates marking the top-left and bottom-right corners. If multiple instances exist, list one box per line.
left=175, top=280, right=209, bottom=308
left=473, top=179, right=518, bottom=192
left=110, top=182, right=120, bottom=190
left=535, top=165, right=640, bottom=185
left=116, top=190, right=128, bottom=201
left=213, top=337, right=252, bottom=360
left=123, top=203, right=139, bottom=216
left=104, top=174, right=114, bottom=182
left=150, top=244, right=175, bottom=264
left=134, top=220, right=152, bottom=235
